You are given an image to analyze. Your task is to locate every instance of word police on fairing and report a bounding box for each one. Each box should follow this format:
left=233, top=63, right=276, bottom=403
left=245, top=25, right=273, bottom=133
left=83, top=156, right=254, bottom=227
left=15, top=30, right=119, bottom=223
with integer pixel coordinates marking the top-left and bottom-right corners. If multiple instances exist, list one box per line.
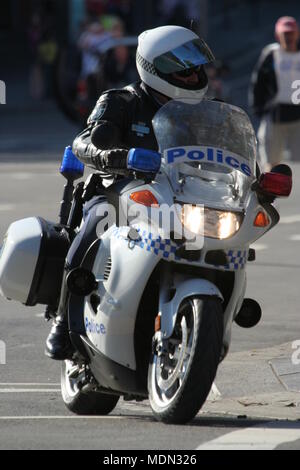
left=165, top=146, right=252, bottom=177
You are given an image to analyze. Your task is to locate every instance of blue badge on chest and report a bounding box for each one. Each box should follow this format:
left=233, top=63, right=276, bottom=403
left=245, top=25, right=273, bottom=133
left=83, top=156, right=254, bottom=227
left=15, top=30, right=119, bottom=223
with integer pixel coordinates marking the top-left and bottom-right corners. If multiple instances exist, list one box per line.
left=131, top=122, right=150, bottom=137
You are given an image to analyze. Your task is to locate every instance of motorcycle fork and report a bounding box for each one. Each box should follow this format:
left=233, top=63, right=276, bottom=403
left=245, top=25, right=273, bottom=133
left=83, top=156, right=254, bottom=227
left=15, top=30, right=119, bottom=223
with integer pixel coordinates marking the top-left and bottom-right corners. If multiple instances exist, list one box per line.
left=154, top=263, right=175, bottom=356
left=159, top=262, right=175, bottom=310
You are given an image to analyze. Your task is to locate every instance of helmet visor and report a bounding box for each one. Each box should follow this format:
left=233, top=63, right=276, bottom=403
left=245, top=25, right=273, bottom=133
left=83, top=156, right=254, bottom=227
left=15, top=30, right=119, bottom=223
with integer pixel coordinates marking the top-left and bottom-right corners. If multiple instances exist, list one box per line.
left=153, top=38, right=215, bottom=74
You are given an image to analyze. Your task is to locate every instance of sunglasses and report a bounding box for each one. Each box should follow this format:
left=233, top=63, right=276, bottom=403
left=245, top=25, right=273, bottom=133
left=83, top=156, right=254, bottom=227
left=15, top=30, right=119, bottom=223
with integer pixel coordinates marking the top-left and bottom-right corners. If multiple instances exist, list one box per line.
left=174, top=65, right=203, bottom=78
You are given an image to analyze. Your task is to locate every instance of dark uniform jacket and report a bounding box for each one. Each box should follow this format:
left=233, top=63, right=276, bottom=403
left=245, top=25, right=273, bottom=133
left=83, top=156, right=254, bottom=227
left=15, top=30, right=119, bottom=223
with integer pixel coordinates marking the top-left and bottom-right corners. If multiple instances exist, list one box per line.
left=73, top=81, right=160, bottom=186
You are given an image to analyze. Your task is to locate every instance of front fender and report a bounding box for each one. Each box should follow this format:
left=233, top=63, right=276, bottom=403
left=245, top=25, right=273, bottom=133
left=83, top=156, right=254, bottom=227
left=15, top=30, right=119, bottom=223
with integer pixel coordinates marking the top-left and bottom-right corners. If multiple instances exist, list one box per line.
left=160, top=278, right=223, bottom=339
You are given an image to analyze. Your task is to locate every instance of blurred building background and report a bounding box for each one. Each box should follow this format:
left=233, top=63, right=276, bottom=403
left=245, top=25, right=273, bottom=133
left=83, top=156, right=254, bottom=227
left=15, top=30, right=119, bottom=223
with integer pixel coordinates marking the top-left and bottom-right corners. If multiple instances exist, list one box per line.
left=0, top=0, right=300, bottom=160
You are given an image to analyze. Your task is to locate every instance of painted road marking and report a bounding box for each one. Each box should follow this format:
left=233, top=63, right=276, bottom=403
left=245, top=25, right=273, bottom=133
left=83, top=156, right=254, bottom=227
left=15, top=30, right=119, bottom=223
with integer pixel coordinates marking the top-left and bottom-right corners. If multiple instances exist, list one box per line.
left=280, top=215, right=300, bottom=224
left=207, top=383, right=221, bottom=401
left=0, top=382, right=61, bottom=393
left=0, top=383, right=60, bottom=386
left=197, top=421, right=300, bottom=450
left=0, top=416, right=130, bottom=420
left=290, top=235, right=300, bottom=241
left=0, top=389, right=60, bottom=393
left=0, top=382, right=221, bottom=399
left=11, top=173, right=33, bottom=181
left=0, top=204, right=15, bottom=212
left=0, top=382, right=60, bottom=393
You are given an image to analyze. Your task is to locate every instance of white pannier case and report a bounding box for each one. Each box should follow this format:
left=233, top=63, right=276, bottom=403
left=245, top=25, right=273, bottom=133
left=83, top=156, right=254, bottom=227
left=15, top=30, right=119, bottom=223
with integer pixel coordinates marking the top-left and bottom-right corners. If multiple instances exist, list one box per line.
left=0, top=217, right=69, bottom=306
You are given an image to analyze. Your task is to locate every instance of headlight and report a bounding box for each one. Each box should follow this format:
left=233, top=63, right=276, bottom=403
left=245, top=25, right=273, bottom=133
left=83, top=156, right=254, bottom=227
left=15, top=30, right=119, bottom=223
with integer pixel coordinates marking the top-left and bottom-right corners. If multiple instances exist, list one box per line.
left=181, top=205, right=242, bottom=239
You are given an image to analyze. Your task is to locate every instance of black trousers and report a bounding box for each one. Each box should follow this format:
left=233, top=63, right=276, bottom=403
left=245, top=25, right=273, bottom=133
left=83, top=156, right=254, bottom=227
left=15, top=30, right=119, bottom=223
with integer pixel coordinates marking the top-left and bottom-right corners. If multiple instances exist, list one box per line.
left=66, top=195, right=107, bottom=269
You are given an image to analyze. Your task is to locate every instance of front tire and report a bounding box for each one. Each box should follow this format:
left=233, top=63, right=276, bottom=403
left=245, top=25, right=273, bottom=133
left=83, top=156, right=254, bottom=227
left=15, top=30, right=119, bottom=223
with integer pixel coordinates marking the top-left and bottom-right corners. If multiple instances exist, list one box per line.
left=61, top=361, right=119, bottom=415
left=148, top=296, right=223, bottom=424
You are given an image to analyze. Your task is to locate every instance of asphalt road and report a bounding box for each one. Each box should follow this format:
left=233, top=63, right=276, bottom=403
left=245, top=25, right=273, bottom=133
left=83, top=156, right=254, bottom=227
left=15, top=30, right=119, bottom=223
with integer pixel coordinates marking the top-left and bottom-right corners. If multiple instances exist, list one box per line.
left=0, top=159, right=300, bottom=450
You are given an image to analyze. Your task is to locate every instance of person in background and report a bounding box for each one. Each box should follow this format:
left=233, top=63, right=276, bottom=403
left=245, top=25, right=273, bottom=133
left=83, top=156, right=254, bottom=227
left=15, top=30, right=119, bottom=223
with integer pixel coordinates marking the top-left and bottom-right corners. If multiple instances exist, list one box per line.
left=28, top=11, right=44, bottom=100
left=249, top=16, right=300, bottom=171
left=101, top=15, right=136, bottom=89
left=104, top=43, right=136, bottom=89
left=27, top=8, right=57, bottom=100
left=37, top=28, right=58, bottom=98
left=205, top=63, right=224, bottom=101
left=77, top=15, right=125, bottom=101
left=78, top=20, right=111, bottom=88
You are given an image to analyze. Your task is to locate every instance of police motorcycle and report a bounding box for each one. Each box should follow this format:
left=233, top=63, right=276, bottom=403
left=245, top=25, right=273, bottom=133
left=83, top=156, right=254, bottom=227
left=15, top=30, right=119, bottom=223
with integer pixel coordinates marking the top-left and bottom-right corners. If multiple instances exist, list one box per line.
left=0, top=99, right=292, bottom=424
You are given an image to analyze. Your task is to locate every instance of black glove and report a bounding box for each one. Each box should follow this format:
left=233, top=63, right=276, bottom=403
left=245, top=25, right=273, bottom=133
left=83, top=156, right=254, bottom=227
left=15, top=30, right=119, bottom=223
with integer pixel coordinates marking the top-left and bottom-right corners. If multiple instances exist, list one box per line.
left=92, top=148, right=129, bottom=175
left=101, top=149, right=128, bottom=170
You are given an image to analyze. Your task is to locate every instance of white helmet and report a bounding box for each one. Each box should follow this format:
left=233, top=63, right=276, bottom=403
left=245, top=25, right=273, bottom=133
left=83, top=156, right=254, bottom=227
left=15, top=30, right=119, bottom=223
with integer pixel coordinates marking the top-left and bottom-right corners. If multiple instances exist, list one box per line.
left=136, top=25, right=215, bottom=101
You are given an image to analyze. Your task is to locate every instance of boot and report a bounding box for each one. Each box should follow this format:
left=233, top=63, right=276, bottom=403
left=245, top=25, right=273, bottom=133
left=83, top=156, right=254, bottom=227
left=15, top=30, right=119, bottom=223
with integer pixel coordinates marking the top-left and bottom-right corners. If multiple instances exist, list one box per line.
left=45, top=314, right=74, bottom=360
left=45, top=271, right=74, bottom=360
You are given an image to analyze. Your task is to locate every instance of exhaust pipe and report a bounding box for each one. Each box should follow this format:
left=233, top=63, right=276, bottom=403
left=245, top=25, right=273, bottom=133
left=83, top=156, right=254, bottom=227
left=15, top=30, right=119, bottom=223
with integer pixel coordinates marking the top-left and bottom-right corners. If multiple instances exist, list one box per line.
left=234, top=298, right=262, bottom=328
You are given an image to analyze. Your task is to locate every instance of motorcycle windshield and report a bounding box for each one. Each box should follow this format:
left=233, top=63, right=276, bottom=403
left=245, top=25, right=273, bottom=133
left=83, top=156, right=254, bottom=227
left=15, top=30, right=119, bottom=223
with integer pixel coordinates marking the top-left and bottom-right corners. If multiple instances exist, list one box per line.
left=152, top=99, right=257, bottom=211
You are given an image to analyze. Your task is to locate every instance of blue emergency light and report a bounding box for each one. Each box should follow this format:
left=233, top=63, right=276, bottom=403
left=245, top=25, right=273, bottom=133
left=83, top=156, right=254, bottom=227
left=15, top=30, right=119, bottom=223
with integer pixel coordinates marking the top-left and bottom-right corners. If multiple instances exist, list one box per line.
left=60, top=146, right=85, bottom=180
left=127, top=148, right=161, bottom=173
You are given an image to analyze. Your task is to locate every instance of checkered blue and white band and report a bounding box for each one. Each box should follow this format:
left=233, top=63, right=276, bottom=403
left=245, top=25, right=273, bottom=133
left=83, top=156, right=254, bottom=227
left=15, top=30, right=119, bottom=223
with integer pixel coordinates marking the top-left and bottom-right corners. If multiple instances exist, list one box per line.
left=112, top=227, right=247, bottom=271
left=221, top=250, right=248, bottom=271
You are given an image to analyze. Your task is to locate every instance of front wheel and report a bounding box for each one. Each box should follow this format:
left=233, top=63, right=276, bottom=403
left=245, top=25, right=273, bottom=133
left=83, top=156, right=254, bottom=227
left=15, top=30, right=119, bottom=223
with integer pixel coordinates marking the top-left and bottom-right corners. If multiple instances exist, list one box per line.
left=61, top=361, right=119, bottom=415
left=148, top=296, right=223, bottom=424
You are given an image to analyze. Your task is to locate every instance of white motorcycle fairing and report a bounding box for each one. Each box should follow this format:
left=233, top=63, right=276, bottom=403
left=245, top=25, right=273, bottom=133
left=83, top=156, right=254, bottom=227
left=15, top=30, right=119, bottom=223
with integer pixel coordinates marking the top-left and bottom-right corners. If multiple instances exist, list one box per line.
left=83, top=223, right=225, bottom=371
left=159, top=277, right=223, bottom=338
left=84, top=225, right=160, bottom=370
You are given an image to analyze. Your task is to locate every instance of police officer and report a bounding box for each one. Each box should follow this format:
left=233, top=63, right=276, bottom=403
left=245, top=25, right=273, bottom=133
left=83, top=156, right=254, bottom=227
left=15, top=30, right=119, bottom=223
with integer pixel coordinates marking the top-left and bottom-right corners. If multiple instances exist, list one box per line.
left=45, top=25, right=215, bottom=360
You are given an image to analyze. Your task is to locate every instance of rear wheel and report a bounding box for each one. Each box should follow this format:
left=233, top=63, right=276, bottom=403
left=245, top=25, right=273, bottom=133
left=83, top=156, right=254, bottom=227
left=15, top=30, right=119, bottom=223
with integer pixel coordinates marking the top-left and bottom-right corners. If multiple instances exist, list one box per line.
left=148, top=296, right=223, bottom=424
left=61, top=361, right=119, bottom=415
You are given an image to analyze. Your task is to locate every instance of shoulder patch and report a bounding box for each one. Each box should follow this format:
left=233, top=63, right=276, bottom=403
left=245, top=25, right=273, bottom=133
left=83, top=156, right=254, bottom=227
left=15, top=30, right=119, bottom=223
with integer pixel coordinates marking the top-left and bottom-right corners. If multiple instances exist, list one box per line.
left=88, top=102, right=108, bottom=123
left=99, top=87, right=136, bottom=104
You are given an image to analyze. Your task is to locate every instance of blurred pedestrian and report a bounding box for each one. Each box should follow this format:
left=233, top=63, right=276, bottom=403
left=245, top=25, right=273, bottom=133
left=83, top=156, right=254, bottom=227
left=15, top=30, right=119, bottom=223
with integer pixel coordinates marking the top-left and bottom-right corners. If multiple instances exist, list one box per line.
left=249, top=16, right=300, bottom=171
left=78, top=20, right=110, bottom=79
left=28, top=11, right=44, bottom=99
left=205, top=64, right=224, bottom=101
left=78, top=16, right=126, bottom=101
left=27, top=7, right=57, bottom=100
left=104, top=42, right=136, bottom=88
left=101, top=15, right=136, bottom=88
left=37, top=28, right=58, bottom=98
